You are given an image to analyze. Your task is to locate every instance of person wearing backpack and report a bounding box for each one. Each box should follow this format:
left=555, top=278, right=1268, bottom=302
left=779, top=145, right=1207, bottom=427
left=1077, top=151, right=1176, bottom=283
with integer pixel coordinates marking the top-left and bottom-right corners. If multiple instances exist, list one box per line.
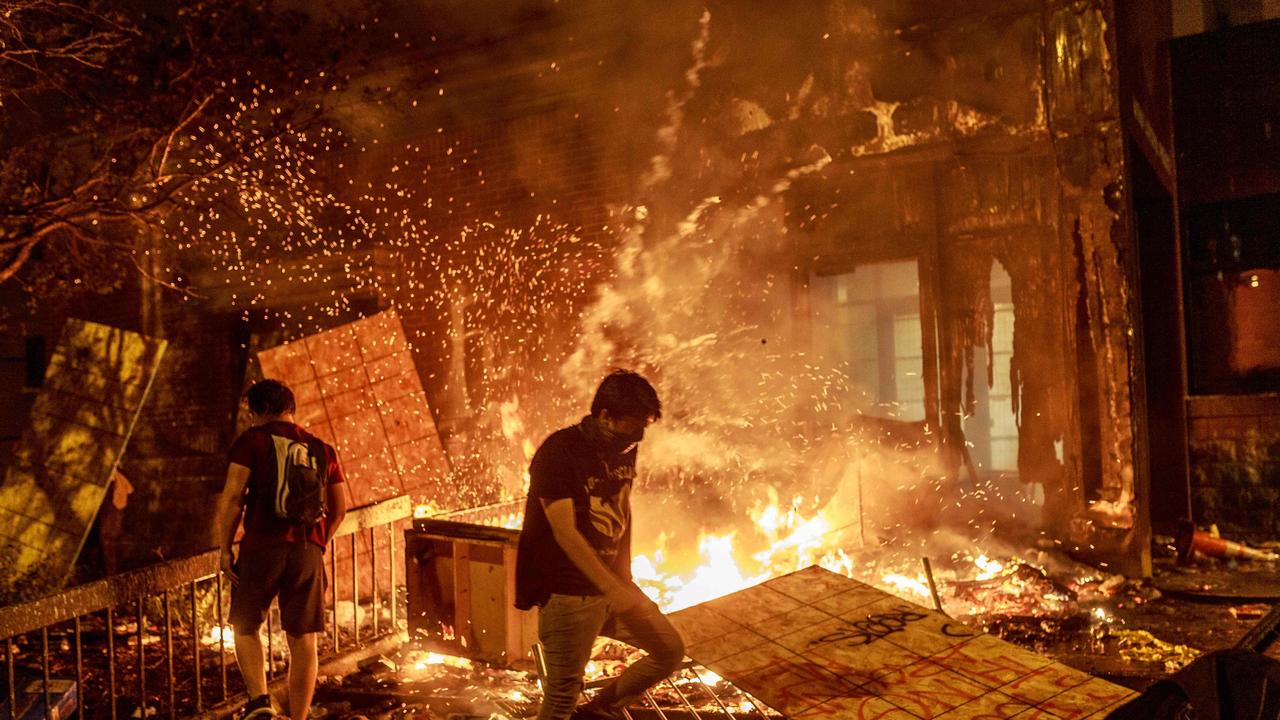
left=214, top=379, right=348, bottom=720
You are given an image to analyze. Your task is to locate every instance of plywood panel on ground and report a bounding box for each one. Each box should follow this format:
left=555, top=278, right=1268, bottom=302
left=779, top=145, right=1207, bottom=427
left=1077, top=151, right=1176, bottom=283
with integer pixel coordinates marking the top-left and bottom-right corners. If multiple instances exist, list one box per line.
left=669, top=566, right=1138, bottom=719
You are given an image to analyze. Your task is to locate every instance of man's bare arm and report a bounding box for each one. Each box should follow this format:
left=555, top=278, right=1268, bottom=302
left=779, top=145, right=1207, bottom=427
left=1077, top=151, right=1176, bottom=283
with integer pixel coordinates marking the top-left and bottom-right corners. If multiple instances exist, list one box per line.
left=542, top=498, right=645, bottom=612
left=214, top=463, right=250, bottom=581
left=323, top=483, right=348, bottom=545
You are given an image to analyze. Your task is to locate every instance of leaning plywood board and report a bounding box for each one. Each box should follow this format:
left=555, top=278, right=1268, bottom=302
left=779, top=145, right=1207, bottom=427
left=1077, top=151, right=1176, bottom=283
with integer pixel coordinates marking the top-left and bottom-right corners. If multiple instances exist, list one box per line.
left=0, top=320, right=166, bottom=599
left=669, top=566, right=1138, bottom=719
left=256, top=311, right=451, bottom=601
left=256, top=310, right=450, bottom=508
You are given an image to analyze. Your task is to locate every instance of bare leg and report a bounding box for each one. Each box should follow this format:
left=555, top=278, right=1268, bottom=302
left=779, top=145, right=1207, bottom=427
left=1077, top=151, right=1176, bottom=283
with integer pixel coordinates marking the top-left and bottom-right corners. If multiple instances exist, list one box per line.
left=285, top=633, right=318, bottom=720
left=234, top=629, right=269, bottom=699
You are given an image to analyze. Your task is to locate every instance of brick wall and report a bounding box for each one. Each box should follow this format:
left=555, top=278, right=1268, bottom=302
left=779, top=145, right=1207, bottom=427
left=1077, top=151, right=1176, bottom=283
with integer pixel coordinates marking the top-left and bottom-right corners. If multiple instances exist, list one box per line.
left=1188, top=395, right=1280, bottom=540
left=107, top=310, right=250, bottom=571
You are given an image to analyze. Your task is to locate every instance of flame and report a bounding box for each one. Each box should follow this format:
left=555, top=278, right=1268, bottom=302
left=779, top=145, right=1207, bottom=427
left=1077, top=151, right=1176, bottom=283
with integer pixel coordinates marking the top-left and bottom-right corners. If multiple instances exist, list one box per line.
left=499, top=398, right=525, bottom=440
left=973, top=554, right=1005, bottom=580
left=696, top=667, right=723, bottom=685
left=204, top=624, right=235, bottom=648
left=634, top=493, right=856, bottom=611
left=405, top=649, right=473, bottom=672
left=502, top=397, right=538, bottom=497
left=413, top=473, right=1087, bottom=620
left=881, top=573, right=932, bottom=600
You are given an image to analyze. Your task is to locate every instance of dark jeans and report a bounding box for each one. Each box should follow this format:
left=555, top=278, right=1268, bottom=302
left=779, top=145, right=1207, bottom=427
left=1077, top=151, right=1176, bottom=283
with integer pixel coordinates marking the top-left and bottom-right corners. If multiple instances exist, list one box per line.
left=537, top=593, right=686, bottom=720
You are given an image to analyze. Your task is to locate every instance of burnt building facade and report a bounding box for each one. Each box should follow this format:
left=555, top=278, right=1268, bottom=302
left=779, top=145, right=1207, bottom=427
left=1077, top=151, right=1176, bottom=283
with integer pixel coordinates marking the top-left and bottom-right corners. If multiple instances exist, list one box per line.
left=5, top=0, right=1276, bottom=580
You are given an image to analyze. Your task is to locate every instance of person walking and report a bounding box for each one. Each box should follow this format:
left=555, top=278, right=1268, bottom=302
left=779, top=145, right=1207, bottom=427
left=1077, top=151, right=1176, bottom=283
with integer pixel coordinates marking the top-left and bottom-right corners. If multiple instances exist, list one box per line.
left=516, top=370, right=685, bottom=720
left=214, top=379, right=348, bottom=720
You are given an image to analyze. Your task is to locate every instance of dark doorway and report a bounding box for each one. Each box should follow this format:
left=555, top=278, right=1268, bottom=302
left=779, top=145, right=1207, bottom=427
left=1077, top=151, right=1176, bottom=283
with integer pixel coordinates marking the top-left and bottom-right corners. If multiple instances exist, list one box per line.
left=1131, top=144, right=1191, bottom=531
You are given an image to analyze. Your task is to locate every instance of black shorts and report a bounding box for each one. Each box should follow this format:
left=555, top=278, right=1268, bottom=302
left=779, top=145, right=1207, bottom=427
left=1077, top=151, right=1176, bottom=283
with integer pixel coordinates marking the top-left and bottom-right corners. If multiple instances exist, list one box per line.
left=229, top=542, right=326, bottom=635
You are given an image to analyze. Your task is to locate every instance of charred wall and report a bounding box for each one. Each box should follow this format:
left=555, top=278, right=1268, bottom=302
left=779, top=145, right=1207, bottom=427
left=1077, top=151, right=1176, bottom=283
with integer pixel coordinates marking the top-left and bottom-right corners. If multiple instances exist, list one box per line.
left=1174, top=19, right=1280, bottom=540
left=0, top=0, right=1165, bottom=575
left=683, top=0, right=1148, bottom=571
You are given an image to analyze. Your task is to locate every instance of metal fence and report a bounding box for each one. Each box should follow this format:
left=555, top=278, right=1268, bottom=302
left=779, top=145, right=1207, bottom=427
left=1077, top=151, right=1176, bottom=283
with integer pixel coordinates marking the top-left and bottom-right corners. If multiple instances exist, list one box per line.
left=0, top=495, right=412, bottom=720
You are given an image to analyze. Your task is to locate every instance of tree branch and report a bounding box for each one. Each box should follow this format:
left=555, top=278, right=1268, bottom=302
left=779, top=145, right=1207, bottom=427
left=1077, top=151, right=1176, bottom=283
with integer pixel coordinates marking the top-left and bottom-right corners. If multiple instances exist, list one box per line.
left=0, top=236, right=37, bottom=285
left=151, top=94, right=214, bottom=180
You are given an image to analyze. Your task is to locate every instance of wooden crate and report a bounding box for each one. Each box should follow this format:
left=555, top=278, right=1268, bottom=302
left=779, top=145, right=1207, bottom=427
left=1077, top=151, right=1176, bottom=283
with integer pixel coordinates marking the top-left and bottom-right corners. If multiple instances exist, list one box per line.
left=405, top=519, right=537, bottom=666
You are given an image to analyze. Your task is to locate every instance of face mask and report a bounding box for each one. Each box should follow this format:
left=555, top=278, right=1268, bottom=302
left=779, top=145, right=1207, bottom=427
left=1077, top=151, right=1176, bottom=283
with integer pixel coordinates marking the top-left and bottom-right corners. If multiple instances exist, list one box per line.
left=601, top=422, right=644, bottom=453
left=619, top=426, right=645, bottom=446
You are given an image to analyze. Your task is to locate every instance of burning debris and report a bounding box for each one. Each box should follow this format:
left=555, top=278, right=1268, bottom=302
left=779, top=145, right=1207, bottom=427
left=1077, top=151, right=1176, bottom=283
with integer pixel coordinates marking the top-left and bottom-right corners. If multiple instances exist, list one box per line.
left=309, top=644, right=774, bottom=720
left=1109, top=630, right=1201, bottom=674
left=408, top=496, right=1220, bottom=714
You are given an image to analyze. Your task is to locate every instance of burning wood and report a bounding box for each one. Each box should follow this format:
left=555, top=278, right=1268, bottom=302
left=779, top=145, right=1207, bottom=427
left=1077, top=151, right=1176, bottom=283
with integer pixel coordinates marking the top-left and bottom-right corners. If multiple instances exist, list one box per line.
left=414, top=496, right=1135, bottom=623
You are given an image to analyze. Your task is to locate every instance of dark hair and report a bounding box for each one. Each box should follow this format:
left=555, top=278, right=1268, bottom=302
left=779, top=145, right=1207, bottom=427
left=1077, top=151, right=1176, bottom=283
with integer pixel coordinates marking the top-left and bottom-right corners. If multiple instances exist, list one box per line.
left=245, top=379, right=296, bottom=416
left=590, top=370, right=661, bottom=420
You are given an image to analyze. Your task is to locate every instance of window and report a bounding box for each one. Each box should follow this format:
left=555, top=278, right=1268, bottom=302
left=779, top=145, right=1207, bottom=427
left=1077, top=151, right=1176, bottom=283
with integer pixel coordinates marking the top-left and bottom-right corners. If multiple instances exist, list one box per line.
left=962, top=262, right=1019, bottom=473
left=1183, top=194, right=1280, bottom=394
left=810, top=260, right=925, bottom=420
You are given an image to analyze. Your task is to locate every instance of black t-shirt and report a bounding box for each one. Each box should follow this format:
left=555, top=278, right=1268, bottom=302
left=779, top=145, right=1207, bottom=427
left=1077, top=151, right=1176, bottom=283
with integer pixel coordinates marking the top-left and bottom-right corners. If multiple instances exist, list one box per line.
left=515, top=416, right=635, bottom=610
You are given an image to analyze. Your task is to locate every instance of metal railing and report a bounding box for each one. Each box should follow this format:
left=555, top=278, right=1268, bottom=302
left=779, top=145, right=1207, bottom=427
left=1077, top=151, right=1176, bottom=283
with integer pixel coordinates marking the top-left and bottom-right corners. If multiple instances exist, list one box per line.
left=0, top=495, right=412, bottom=720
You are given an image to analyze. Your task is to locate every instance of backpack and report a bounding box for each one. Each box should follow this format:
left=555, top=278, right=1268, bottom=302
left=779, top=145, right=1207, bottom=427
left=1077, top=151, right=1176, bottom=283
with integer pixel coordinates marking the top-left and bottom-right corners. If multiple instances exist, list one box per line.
left=270, top=434, right=328, bottom=525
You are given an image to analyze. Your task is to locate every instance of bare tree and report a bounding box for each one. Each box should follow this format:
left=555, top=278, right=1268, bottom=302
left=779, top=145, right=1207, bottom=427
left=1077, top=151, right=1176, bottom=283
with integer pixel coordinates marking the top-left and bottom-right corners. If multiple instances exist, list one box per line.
left=0, top=1, right=133, bottom=104
left=0, top=1, right=363, bottom=300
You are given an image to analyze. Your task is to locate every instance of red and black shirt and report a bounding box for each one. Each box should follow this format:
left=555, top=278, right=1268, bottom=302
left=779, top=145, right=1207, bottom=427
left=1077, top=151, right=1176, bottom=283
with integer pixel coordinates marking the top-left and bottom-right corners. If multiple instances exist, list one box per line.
left=228, top=421, right=345, bottom=550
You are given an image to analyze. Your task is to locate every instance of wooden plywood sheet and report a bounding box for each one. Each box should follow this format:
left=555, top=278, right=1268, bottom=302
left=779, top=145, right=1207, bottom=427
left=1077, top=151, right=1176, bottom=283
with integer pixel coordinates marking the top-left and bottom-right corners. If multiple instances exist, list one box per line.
left=669, top=566, right=1138, bottom=719
left=0, top=320, right=166, bottom=598
left=256, top=310, right=450, bottom=508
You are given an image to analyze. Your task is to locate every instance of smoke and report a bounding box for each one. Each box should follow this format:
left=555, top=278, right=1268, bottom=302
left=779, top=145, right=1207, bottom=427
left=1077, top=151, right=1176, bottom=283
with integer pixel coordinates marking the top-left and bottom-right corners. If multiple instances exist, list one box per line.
left=535, top=12, right=961, bottom=586
left=207, top=3, right=1047, bottom=573
left=528, top=9, right=1053, bottom=592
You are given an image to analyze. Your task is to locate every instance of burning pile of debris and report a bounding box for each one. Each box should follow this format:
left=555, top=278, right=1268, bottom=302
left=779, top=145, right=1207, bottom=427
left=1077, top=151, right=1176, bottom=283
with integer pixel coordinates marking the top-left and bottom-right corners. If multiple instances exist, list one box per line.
left=415, top=494, right=1206, bottom=682
left=310, top=645, right=777, bottom=720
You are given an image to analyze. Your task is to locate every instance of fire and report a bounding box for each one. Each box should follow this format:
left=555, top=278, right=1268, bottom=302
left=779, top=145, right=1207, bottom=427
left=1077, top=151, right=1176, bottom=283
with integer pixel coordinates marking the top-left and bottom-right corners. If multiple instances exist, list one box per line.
left=634, top=493, right=857, bottom=611
left=696, top=668, right=723, bottom=685
left=404, top=649, right=473, bottom=673
left=203, top=624, right=236, bottom=649
left=410, top=480, right=1079, bottom=620
left=636, top=532, right=766, bottom=611
left=881, top=573, right=932, bottom=599
left=973, top=554, right=1005, bottom=579
left=501, top=396, right=537, bottom=496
